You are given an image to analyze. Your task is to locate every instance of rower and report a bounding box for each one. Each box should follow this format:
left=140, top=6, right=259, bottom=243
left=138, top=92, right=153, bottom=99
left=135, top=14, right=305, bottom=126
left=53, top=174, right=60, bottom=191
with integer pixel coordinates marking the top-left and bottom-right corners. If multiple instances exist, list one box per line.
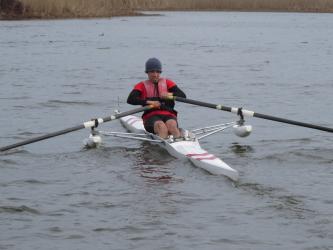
left=127, top=58, right=186, bottom=139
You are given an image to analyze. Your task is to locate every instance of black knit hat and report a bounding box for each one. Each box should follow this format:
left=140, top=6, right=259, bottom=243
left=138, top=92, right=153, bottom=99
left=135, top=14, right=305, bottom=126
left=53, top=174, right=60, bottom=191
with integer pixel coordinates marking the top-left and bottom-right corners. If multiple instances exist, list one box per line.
left=145, top=58, right=162, bottom=73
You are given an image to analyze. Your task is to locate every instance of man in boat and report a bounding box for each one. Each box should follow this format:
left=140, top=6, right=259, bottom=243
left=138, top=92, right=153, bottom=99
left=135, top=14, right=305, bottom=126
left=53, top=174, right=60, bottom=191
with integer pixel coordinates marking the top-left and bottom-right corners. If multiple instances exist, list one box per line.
left=127, top=58, right=186, bottom=139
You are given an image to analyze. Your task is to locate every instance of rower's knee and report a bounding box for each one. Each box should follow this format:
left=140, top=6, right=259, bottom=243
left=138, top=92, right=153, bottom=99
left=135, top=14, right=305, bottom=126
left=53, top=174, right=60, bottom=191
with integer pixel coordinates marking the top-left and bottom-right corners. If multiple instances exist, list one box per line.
left=165, top=119, right=177, bottom=128
left=154, top=121, right=167, bottom=130
left=154, top=121, right=168, bottom=138
left=166, top=119, right=181, bottom=137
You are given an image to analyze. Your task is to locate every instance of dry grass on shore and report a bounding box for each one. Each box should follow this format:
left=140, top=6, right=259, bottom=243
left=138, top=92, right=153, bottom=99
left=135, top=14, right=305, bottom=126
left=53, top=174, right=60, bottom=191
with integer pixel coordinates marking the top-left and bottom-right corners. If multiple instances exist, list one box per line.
left=21, top=0, right=133, bottom=18
left=1, top=0, right=333, bottom=19
left=137, top=0, right=333, bottom=12
left=1, top=0, right=134, bottom=19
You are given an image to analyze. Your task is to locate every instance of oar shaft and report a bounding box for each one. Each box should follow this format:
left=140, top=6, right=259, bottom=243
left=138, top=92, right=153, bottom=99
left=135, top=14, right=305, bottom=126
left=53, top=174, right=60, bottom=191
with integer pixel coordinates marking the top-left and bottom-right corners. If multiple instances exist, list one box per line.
left=0, top=125, right=85, bottom=152
left=173, top=96, right=333, bottom=133
left=0, top=106, right=151, bottom=152
left=101, top=106, right=152, bottom=122
left=253, top=112, right=333, bottom=133
left=174, top=97, right=232, bottom=112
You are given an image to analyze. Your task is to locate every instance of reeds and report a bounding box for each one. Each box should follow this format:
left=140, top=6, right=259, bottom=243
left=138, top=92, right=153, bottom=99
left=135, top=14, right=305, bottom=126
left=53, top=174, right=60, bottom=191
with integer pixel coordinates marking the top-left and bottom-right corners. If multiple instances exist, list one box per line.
left=1, top=0, right=333, bottom=19
left=136, top=0, right=333, bottom=12
left=1, top=0, right=134, bottom=19
left=20, top=0, right=134, bottom=18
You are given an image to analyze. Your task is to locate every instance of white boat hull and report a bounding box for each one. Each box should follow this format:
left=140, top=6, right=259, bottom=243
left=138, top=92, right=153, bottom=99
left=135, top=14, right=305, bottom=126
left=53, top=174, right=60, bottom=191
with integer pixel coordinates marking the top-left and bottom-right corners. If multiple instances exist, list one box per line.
left=120, top=115, right=239, bottom=181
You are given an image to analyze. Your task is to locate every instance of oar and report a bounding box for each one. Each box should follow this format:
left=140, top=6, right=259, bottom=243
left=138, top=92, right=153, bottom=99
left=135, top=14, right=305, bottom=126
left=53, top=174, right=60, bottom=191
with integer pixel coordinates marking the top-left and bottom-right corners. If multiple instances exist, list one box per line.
left=0, top=106, right=152, bottom=152
left=168, top=96, right=333, bottom=133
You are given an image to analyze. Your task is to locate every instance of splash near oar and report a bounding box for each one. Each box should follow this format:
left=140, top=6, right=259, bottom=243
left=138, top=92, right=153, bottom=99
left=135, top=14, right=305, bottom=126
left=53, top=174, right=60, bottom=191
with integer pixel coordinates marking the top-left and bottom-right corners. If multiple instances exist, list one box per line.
left=166, top=96, right=333, bottom=133
left=0, top=106, right=152, bottom=152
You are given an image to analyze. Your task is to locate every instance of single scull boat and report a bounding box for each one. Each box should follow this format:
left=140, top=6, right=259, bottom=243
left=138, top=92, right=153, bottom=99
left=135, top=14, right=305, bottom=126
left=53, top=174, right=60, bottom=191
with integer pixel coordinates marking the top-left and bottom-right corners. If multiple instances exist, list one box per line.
left=88, top=112, right=252, bottom=181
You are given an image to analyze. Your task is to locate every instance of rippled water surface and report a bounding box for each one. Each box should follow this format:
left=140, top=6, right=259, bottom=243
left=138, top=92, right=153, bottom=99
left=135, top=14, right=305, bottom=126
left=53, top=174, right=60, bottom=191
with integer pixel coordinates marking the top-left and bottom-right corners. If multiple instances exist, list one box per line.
left=0, top=12, right=332, bottom=249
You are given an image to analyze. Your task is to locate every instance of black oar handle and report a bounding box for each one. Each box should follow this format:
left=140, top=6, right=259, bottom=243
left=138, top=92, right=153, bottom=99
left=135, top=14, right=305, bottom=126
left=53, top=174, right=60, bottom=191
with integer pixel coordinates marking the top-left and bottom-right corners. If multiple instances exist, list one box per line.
left=173, top=97, right=232, bottom=112
left=172, top=96, right=333, bottom=133
left=0, top=106, right=152, bottom=152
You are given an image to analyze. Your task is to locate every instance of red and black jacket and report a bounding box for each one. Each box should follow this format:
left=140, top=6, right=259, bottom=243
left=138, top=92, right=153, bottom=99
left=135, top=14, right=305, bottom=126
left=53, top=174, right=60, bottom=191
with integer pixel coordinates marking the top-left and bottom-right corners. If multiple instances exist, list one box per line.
left=127, top=78, right=186, bottom=122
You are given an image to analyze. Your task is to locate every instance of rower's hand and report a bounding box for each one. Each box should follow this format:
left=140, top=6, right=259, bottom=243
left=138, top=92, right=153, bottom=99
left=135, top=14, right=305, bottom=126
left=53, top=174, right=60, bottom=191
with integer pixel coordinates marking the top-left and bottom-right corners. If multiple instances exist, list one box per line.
left=161, top=92, right=174, bottom=100
left=146, top=100, right=161, bottom=108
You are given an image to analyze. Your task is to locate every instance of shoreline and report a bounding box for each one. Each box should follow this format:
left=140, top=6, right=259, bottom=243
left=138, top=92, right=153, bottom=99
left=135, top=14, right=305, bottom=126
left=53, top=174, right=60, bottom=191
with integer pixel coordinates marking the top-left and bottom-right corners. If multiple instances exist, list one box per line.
left=1, top=9, right=333, bottom=21
left=1, top=0, right=333, bottom=21
left=0, top=11, right=143, bottom=21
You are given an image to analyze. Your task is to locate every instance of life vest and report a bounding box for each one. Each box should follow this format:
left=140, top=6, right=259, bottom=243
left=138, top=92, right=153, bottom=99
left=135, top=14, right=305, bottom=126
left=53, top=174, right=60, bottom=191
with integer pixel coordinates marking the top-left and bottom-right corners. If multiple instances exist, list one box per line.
left=143, top=78, right=168, bottom=98
left=141, top=77, right=177, bottom=121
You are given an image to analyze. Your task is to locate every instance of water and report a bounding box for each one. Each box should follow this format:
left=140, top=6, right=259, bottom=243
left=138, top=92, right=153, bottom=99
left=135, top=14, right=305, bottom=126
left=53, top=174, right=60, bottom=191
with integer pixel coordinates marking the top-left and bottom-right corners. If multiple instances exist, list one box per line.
left=1, top=11, right=332, bottom=249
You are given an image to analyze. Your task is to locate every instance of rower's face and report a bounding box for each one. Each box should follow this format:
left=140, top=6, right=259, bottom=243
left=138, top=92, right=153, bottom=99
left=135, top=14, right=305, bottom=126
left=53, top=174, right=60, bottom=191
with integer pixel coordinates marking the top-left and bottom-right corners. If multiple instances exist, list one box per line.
left=147, top=70, right=161, bottom=83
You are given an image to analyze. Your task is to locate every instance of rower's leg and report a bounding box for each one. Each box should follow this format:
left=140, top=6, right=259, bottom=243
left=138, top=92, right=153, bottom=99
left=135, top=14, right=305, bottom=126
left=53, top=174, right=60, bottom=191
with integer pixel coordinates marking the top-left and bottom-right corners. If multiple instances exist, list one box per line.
left=165, top=119, right=181, bottom=138
left=153, top=121, right=169, bottom=139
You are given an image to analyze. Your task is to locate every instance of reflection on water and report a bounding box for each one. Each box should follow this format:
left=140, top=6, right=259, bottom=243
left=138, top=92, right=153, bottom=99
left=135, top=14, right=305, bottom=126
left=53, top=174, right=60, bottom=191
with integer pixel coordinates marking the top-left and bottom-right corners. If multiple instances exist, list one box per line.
left=135, top=142, right=173, bottom=166
left=133, top=142, right=184, bottom=184
left=0, top=205, right=40, bottom=214
left=230, top=143, right=255, bottom=155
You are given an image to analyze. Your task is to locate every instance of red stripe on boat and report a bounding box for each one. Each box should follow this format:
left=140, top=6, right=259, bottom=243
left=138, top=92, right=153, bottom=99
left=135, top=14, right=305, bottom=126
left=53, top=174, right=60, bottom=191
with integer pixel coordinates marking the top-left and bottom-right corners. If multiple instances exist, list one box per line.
left=186, top=153, right=217, bottom=160
left=186, top=153, right=210, bottom=157
left=193, top=156, right=217, bottom=161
